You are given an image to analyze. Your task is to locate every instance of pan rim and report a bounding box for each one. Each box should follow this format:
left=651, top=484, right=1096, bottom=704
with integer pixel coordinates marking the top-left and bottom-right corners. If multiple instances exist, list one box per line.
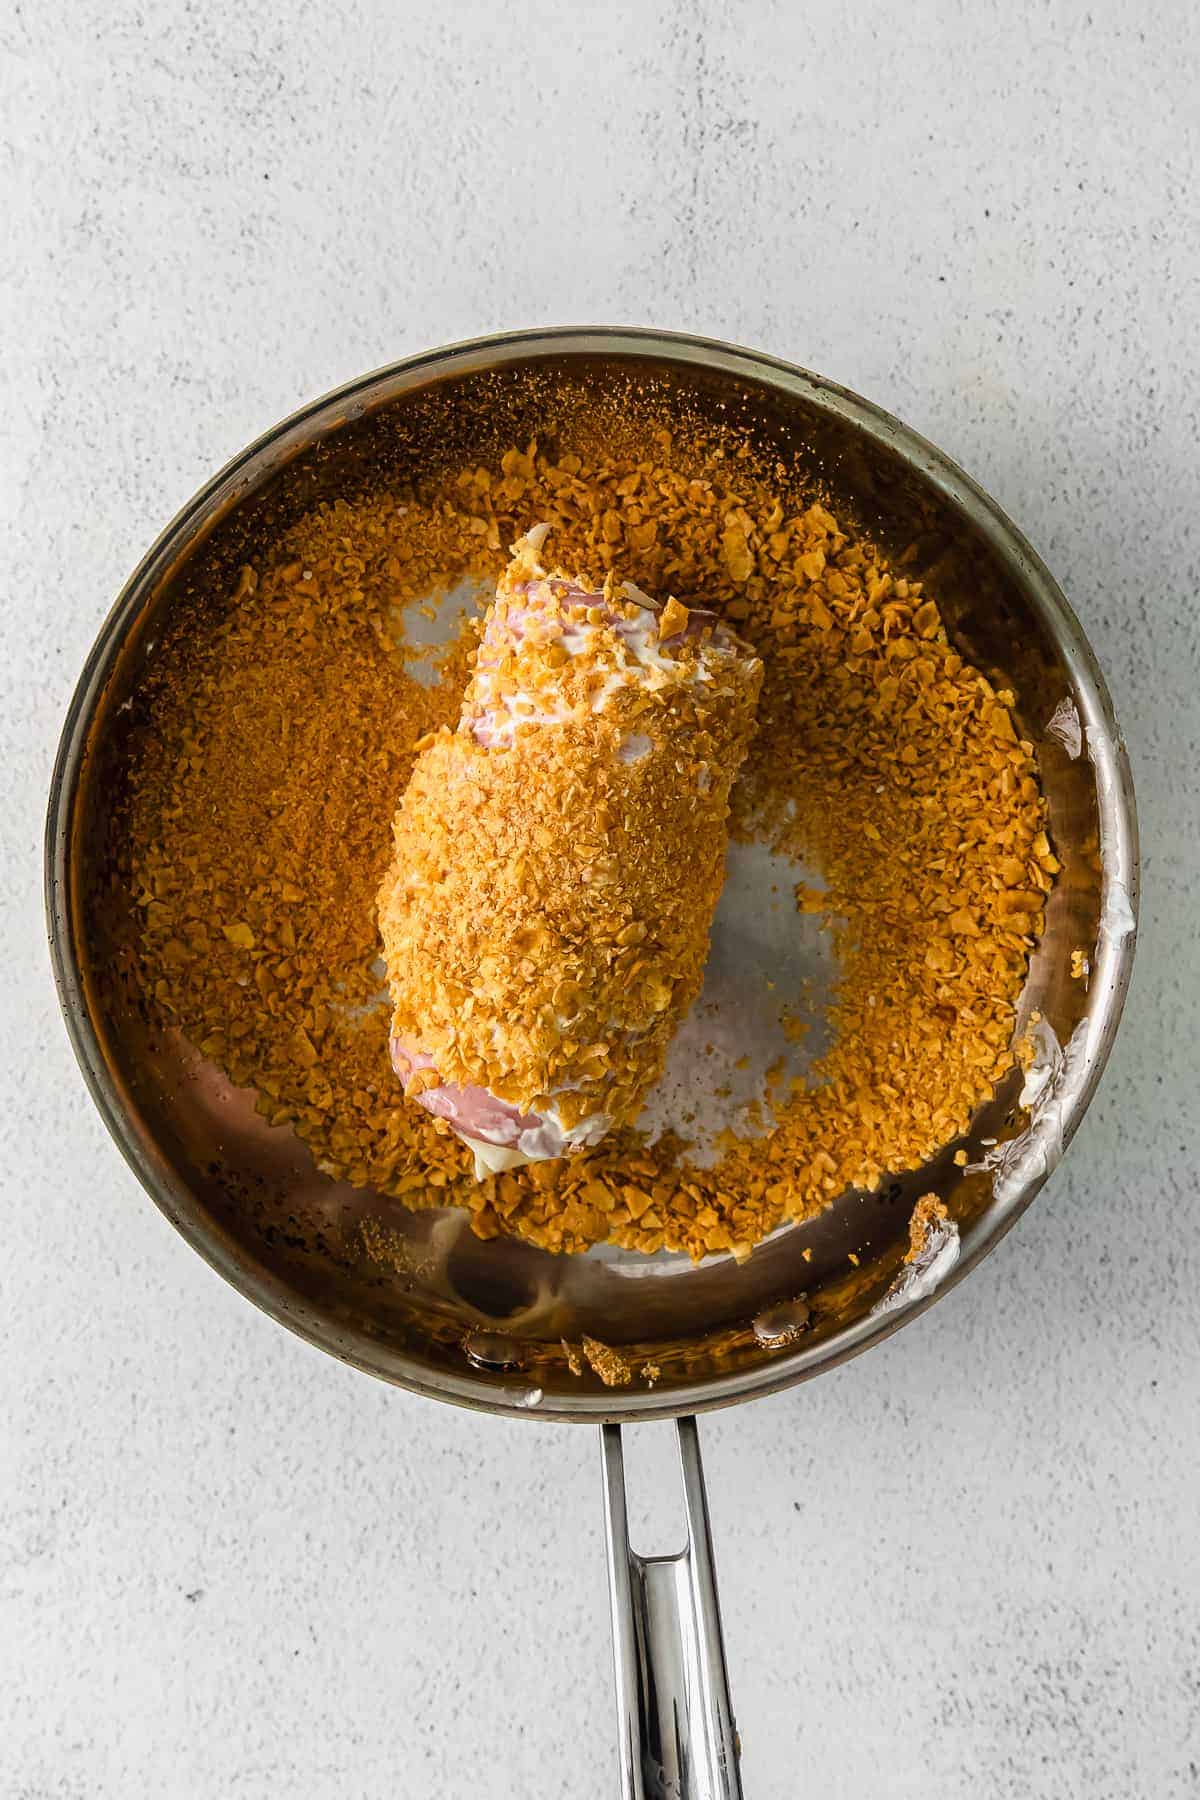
left=45, top=325, right=1139, bottom=1422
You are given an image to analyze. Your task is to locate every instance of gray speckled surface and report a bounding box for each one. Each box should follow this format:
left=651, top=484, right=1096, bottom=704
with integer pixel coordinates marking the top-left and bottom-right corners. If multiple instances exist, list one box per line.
left=3, top=3, right=1199, bottom=1795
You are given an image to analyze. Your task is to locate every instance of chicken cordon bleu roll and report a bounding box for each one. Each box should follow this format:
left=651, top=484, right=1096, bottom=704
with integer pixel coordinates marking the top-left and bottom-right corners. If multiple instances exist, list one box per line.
left=377, top=525, right=762, bottom=1179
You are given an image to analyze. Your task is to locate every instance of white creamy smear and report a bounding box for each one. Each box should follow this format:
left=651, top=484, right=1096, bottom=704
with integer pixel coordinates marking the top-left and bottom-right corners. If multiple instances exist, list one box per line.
left=1045, top=695, right=1083, bottom=759
left=967, top=1016, right=1091, bottom=1205
left=872, top=1209, right=961, bottom=1316
left=616, top=731, right=652, bottom=764
left=469, top=1108, right=610, bottom=1180
left=1085, top=722, right=1136, bottom=948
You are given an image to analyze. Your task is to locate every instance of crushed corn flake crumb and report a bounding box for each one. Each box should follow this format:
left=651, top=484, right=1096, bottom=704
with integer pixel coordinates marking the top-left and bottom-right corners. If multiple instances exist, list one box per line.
left=580, top=1336, right=635, bottom=1387
left=905, top=1194, right=952, bottom=1263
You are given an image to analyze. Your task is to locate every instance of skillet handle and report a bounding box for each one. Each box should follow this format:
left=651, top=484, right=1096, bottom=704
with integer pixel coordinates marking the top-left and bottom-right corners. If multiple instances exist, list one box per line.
left=600, top=1418, right=743, bottom=1800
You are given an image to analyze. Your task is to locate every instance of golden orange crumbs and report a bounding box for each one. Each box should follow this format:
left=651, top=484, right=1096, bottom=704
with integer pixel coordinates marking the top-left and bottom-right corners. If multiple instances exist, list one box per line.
left=119, top=406, right=1050, bottom=1263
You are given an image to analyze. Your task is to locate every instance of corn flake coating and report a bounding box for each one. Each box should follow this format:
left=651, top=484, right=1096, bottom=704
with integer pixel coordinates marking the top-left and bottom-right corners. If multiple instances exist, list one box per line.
left=378, top=527, right=762, bottom=1176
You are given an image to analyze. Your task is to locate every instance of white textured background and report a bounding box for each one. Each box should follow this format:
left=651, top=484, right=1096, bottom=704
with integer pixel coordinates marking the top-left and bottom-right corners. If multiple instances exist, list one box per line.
left=3, top=3, right=1198, bottom=1796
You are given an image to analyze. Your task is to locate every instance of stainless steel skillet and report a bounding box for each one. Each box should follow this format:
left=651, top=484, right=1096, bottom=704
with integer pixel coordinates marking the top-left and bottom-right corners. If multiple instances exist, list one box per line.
left=46, top=328, right=1138, bottom=1798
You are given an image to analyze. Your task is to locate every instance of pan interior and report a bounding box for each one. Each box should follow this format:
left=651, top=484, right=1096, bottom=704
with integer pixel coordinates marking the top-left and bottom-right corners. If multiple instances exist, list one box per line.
left=57, top=339, right=1127, bottom=1418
